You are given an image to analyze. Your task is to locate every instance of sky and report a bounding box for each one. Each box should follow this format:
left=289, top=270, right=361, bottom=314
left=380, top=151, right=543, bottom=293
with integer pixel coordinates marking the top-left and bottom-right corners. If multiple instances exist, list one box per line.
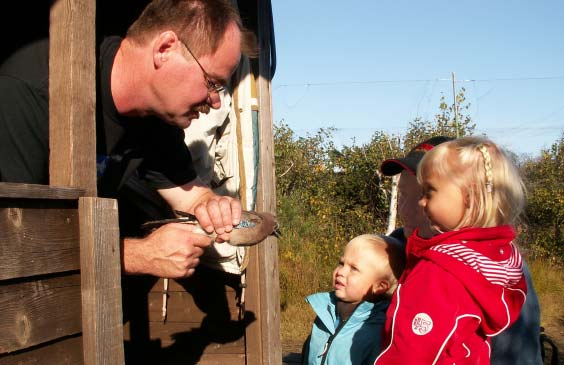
left=270, top=0, right=564, bottom=157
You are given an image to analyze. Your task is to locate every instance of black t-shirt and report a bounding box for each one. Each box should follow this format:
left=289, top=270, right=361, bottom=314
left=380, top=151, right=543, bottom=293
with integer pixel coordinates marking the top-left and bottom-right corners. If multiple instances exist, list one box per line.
left=0, top=37, right=198, bottom=235
left=0, top=39, right=50, bottom=183
left=0, top=36, right=197, bottom=195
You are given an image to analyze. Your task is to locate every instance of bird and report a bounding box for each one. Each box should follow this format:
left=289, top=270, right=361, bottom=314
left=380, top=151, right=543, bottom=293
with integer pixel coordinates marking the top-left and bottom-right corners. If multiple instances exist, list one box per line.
left=141, top=210, right=279, bottom=246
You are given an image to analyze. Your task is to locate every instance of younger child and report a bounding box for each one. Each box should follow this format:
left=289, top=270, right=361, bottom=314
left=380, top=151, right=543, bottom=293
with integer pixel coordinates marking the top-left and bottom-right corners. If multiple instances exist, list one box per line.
left=375, top=136, right=528, bottom=364
left=302, top=234, right=405, bottom=365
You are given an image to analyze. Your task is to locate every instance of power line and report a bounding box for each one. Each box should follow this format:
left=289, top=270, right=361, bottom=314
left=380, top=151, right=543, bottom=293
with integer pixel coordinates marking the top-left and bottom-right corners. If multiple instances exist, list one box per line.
left=274, top=75, right=564, bottom=89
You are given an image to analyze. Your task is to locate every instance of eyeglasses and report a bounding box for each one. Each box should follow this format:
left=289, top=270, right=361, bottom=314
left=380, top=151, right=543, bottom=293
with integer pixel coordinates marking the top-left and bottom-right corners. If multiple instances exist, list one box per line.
left=179, top=41, right=225, bottom=94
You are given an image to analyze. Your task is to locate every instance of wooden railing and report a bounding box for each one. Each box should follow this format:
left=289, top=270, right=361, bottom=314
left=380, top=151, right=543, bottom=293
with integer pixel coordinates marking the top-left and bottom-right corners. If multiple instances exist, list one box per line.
left=0, top=183, right=124, bottom=364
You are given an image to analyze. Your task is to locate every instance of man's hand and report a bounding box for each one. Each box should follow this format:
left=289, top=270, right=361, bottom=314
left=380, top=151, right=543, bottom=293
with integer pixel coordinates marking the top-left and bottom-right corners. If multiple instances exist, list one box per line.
left=157, top=179, right=242, bottom=243
left=192, top=195, right=242, bottom=242
left=122, top=223, right=213, bottom=278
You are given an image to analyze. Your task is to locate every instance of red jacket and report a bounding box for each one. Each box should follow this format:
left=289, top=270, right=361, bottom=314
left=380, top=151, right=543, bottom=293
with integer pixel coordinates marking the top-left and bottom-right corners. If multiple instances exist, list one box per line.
left=375, top=226, right=527, bottom=365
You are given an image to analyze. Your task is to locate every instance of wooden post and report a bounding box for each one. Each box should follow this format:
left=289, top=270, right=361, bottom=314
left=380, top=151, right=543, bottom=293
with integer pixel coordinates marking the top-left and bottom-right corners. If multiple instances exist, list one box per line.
left=245, top=0, right=282, bottom=363
left=49, top=0, right=97, bottom=196
left=79, top=197, right=124, bottom=365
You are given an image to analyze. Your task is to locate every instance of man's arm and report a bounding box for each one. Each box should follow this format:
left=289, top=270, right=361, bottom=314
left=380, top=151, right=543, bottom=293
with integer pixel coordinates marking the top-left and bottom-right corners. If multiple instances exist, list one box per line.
left=122, top=222, right=213, bottom=278
left=119, top=176, right=242, bottom=277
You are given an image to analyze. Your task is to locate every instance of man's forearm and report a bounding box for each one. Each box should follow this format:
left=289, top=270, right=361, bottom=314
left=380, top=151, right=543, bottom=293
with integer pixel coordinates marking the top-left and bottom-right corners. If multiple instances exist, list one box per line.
left=121, top=237, right=146, bottom=275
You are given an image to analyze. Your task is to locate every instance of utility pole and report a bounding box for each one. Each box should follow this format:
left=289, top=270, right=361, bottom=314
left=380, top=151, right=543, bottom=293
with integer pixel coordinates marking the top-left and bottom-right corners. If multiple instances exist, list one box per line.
left=452, top=72, right=460, bottom=138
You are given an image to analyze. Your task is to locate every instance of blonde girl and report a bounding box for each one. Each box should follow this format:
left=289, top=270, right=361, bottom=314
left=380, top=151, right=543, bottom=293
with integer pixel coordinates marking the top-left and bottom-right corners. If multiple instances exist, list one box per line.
left=376, top=136, right=527, bottom=365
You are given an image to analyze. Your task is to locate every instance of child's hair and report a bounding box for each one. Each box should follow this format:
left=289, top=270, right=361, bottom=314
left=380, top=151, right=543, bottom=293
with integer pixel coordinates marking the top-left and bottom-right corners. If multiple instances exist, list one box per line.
left=417, top=136, right=526, bottom=228
left=352, top=234, right=406, bottom=297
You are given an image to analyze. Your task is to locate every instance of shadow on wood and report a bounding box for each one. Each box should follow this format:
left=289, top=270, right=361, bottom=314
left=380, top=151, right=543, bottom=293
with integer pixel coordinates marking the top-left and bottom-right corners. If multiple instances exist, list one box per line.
left=123, top=267, right=255, bottom=364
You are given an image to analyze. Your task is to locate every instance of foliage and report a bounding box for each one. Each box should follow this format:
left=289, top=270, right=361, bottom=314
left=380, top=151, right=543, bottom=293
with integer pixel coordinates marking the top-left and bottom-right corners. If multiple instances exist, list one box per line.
left=520, top=132, right=564, bottom=260
left=274, top=90, right=564, bottom=343
left=275, top=89, right=480, bottom=314
left=402, top=88, right=476, bottom=151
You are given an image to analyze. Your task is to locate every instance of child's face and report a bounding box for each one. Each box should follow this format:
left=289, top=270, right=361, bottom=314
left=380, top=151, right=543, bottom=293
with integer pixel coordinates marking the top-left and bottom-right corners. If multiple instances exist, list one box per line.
left=418, top=169, right=466, bottom=232
left=332, top=239, right=388, bottom=304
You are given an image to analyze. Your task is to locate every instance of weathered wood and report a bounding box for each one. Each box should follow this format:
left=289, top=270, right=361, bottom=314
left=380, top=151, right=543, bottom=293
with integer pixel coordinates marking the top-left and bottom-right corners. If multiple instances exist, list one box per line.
left=147, top=276, right=240, bottom=323
left=0, top=335, right=83, bottom=365
left=0, top=183, right=84, bottom=200
left=123, top=318, right=246, bottom=364
left=245, top=245, right=262, bottom=365
left=145, top=321, right=246, bottom=350
left=0, top=274, right=82, bottom=354
left=147, top=291, right=240, bottom=323
left=79, top=197, right=124, bottom=365
left=245, top=0, right=281, bottom=363
left=123, top=268, right=250, bottom=363
left=49, top=0, right=97, bottom=196
left=0, top=201, right=80, bottom=280
left=193, top=354, right=245, bottom=365
left=149, top=277, right=239, bottom=293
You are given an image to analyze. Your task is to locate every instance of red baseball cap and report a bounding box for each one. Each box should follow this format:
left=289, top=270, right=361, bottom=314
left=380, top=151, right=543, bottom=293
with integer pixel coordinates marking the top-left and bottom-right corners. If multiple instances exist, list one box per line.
left=380, top=136, right=454, bottom=175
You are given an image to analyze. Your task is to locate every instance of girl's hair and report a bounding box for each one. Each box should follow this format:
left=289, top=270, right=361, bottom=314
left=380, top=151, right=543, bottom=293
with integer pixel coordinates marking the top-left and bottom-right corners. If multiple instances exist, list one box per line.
left=126, top=0, right=256, bottom=58
left=417, top=136, right=526, bottom=228
left=352, top=234, right=406, bottom=298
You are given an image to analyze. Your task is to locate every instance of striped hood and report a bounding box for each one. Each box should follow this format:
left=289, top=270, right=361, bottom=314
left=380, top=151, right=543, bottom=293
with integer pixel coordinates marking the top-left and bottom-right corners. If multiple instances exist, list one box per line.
left=408, top=225, right=527, bottom=336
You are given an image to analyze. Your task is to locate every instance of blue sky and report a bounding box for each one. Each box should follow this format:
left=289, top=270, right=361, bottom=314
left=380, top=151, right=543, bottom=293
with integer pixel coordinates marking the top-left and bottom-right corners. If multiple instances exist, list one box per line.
left=270, top=1, right=564, bottom=157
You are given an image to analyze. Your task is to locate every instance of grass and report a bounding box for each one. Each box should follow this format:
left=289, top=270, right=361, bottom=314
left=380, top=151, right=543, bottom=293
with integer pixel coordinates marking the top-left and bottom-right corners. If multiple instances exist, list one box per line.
left=529, top=258, right=564, bottom=348
left=279, top=242, right=330, bottom=343
left=280, top=254, right=564, bottom=352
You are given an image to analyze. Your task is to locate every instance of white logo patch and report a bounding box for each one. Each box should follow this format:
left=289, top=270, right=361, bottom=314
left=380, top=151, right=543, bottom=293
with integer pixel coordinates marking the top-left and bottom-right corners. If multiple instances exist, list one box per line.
left=412, top=313, right=433, bottom=335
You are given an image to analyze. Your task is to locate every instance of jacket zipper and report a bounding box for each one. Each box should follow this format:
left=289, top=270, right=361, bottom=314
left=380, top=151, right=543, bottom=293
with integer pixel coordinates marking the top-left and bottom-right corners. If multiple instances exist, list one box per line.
left=319, top=317, right=349, bottom=365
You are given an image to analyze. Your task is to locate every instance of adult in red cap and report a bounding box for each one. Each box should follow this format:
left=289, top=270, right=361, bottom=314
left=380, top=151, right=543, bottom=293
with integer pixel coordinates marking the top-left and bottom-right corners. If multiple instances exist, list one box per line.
left=380, top=135, right=542, bottom=365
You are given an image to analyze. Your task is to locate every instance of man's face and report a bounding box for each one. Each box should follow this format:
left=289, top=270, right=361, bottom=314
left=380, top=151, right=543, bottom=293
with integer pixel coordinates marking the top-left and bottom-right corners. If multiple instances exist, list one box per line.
left=155, top=22, right=242, bottom=129
left=397, top=170, right=435, bottom=239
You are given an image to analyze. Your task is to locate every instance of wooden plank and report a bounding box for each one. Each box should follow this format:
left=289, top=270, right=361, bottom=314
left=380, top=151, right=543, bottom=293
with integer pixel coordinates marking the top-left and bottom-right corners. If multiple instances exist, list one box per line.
left=146, top=271, right=241, bottom=323
left=146, top=321, right=246, bottom=351
left=0, top=335, right=83, bottom=365
left=49, top=0, right=97, bottom=196
left=79, top=197, right=124, bottom=364
left=245, top=0, right=282, bottom=363
left=194, top=354, right=245, bottom=365
left=123, top=320, right=245, bottom=364
left=149, top=277, right=238, bottom=293
left=0, top=201, right=80, bottom=280
left=147, top=291, right=240, bottom=323
left=123, top=268, right=249, bottom=363
left=244, top=245, right=262, bottom=365
left=123, top=341, right=245, bottom=365
left=0, top=183, right=84, bottom=200
left=0, top=274, right=82, bottom=354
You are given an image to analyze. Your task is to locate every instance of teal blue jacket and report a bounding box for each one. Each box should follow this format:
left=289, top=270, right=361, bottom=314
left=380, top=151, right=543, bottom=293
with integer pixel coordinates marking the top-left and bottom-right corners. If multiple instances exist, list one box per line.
left=303, top=292, right=388, bottom=365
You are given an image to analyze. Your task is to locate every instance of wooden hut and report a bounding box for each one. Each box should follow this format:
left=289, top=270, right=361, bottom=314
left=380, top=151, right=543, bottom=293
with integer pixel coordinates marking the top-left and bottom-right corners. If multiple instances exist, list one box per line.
left=0, top=0, right=280, bottom=364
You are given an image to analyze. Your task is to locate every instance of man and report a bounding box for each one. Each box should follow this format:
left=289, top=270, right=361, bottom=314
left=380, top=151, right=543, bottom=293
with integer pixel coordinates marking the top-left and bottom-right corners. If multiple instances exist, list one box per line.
left=380, top=136, right=543, bottom=364
left=0, top=0, right=256, bottom=279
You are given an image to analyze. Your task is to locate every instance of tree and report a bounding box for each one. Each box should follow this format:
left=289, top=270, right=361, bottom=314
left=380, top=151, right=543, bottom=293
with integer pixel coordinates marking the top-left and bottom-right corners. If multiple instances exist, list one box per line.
left=521, top=132, right=564, bottom=260
left=403, top=88, right=476, bottom=151
left=380, top=88, right=476, bottom=231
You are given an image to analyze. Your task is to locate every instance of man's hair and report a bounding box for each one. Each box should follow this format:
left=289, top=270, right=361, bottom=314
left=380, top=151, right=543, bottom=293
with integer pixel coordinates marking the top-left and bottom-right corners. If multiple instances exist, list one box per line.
left=127, top=0, right=257, bottom=58
left=417, top=136, right=526, bottom=228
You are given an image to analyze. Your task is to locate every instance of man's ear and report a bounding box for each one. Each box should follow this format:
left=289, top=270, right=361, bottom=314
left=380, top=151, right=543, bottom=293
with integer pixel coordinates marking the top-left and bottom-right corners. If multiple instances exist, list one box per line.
left=153, top=31, right=179, bottom=68
left=372, top=280, right=391, bottom=296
